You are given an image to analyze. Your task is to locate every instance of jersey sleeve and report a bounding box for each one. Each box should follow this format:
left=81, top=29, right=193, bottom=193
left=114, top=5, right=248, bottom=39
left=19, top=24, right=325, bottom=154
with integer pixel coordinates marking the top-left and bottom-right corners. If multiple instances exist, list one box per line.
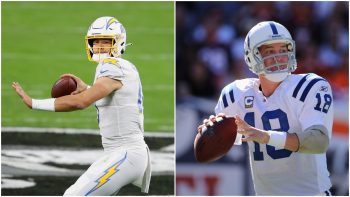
left=97, top=58, right=125, bottom=81
left=214, top=82, right=242, bottom=145
left=214, top=84, right=238, bottom=116
left=298, top=78, right=334, bottom=139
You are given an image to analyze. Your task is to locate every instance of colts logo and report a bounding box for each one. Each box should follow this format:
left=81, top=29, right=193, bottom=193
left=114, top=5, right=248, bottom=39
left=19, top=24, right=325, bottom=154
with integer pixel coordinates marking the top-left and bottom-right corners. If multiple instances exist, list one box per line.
left=85, top=152, right=127, bottom=195
left=244, top=96, right=254, bottom=108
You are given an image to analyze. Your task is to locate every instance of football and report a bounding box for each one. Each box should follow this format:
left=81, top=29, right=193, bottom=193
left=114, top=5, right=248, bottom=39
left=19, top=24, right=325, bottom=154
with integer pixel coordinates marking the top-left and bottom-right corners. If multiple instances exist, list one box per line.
left=51, top=76, right=77, bottom=98
left=194, top=117, right=237, bottom=163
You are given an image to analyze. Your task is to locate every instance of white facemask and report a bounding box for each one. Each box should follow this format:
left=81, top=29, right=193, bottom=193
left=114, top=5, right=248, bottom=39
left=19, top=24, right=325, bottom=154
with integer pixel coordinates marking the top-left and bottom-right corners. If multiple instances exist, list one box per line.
left=264, top=72, right=289, bottom=83
left=92, top=53, right=110, bottom=62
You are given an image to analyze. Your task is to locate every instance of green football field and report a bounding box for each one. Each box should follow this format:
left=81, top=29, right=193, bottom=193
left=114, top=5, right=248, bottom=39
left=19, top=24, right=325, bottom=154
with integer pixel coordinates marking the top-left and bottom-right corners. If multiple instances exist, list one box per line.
left=2, top=2, right=174, bottom=132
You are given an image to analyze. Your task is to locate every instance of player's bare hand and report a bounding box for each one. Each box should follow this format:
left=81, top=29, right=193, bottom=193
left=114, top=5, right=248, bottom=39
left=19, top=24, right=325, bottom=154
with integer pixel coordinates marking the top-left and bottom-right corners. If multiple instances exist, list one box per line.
left=235, top=115, right=269, bottom=144
left=197, top=113, right=226, bottom=134
left=12, top=82, right=32, bottom=109
left=60, top=73, right=88, bottom=95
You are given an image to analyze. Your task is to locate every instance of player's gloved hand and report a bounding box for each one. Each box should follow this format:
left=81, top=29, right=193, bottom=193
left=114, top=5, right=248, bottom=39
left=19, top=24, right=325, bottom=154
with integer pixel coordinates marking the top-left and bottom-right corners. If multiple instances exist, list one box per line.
left=12, top=82, right=32, bottom=109
left=60, top=73, right=88, bottom=95
left=197, top=113, right=226, bottom=135
left=235, top=115, right=270, bottom=144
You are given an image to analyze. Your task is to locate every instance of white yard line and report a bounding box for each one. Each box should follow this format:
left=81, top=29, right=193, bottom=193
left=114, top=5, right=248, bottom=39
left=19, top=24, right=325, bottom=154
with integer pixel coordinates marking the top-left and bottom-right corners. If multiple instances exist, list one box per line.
left=1, top=127, right=174, bottom=138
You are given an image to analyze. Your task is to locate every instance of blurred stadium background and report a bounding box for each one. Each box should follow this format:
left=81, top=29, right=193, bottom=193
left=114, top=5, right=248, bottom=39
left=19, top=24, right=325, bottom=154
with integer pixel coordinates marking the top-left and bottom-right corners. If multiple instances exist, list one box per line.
left=176, top=1, right=348, bottom=196
left=2, top=1, right=174, bottom=195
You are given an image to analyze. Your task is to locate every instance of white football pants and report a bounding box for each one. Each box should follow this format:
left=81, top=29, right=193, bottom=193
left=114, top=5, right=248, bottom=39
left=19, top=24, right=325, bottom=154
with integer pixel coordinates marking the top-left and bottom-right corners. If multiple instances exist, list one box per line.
left=63, top=146, right=150, bottom=196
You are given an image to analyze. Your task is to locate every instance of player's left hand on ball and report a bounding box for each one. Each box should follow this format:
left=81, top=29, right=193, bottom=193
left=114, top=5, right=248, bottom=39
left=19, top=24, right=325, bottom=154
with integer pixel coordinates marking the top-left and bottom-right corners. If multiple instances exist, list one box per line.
left=235, top=115, right=269, bottom=144
left=12, top=82, right=32, bottom=109
left=60, top=73, right=88, bottom=95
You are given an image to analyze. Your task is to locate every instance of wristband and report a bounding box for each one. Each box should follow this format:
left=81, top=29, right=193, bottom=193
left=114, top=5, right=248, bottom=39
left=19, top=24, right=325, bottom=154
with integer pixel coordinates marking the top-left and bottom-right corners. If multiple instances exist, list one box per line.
left=267, top=131, right=287, bottom=149
left=32, top=98, right=56, bottom=111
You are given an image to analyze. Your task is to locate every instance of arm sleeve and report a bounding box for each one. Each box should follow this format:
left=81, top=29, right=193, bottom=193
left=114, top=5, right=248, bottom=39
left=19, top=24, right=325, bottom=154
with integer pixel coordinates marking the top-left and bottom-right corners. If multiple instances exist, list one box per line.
left=296, top=125, right=330, bottom=153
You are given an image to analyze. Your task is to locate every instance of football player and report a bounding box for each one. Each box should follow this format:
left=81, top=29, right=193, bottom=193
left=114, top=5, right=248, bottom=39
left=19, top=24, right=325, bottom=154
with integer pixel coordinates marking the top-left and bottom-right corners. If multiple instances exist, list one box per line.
left=198, top=21, right=333, bottom=195
left=12, top=16, right=151, bottom=195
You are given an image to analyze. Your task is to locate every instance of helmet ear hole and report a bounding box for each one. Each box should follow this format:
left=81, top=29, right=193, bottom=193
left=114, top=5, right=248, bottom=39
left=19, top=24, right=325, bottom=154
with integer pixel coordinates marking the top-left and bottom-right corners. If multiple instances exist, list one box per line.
left=254, top=48, right=260, bottom=55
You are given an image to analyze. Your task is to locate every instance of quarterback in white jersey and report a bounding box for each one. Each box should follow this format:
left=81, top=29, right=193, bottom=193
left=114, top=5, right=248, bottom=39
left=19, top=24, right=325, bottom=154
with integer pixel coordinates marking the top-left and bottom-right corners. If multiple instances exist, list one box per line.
left=12, top=16, right=151, bottom=195
left=198, top=21, right=333, bottom=195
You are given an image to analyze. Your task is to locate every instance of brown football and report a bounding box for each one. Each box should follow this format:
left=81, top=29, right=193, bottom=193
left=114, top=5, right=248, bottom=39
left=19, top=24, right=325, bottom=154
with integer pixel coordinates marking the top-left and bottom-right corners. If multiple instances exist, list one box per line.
left=194, top=117, right=237, bottom=163
left=51, top=76, right=77, bottom=98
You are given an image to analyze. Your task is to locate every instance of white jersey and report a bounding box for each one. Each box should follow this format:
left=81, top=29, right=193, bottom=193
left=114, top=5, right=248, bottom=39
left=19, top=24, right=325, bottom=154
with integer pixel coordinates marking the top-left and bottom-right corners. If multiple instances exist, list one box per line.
left=215, top=73, right=333, bottom=195
left=94, top=57, right=146, bottom=151
left=63, top=57, right=151, bottom=195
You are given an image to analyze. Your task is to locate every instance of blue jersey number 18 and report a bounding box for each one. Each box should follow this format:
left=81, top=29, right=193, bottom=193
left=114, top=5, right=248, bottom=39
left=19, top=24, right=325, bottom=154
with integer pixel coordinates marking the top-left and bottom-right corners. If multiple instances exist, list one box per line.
left=244, top=109, right=292, bottom=161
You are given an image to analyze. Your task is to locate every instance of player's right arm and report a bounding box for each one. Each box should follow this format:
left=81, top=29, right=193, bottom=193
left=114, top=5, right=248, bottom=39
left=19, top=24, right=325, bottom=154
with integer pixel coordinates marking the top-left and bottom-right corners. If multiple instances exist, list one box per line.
left=13, top=59, right=126, bottom=112
left=54, top=77, right=122, bottom=111
left=12, top=77, right=122, bottom=112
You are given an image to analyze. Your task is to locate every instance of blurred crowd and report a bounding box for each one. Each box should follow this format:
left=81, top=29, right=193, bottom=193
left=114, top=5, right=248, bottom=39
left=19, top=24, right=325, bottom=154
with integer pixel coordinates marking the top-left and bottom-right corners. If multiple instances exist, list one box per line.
left=176, top=2, right=349, bottom=101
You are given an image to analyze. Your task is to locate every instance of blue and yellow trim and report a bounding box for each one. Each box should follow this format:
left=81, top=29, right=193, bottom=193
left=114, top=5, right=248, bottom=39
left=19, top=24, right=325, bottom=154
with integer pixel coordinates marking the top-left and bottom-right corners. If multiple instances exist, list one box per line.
left=103, top=58, right=118, bottom=65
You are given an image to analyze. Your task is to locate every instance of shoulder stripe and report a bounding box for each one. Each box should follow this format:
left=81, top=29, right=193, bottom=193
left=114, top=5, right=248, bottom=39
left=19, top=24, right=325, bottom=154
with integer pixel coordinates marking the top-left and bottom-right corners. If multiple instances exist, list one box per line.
left=222, top=94, right=228, bottom=108
left=229, top=89, right=235, bottom=103
left=292, top=74, right=310, bottom=98
left=299, top=78, right=326, bottom=102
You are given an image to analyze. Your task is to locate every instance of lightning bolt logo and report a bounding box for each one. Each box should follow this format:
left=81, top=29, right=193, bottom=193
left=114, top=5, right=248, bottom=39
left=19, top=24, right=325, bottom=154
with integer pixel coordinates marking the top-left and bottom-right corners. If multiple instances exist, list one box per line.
left=106, top=18, right=119, bottom=30
left=85, top=152, right=127, bottom=196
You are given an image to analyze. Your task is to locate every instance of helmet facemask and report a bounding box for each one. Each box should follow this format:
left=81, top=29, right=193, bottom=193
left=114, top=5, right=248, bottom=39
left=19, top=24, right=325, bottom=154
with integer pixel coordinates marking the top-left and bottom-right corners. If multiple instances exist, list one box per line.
left=85, top=35, right=125, bottom=62
left=252, top=40, right=297, bottom=76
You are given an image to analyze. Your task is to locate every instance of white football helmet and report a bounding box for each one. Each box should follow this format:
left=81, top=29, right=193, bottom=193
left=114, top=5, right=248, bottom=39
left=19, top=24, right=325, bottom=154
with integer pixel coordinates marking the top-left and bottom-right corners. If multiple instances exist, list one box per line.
left=244, top=21, right=297, bottom=82
left=85, top=16, right=127, bottom=62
